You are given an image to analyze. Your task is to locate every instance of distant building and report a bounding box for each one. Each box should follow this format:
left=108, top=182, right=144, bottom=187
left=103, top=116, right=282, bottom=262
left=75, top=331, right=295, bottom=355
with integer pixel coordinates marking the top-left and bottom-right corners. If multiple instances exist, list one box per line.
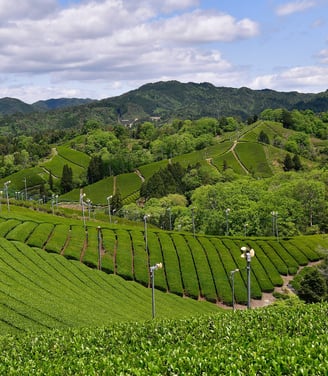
left=150, top=116, right=161, bottom=121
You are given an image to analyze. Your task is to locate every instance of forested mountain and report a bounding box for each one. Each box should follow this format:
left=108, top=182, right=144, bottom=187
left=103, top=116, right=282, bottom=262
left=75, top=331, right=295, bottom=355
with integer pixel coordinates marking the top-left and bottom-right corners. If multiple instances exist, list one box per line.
left=31, top=98, right=94, bottom=111
left=108, top=81, right=328, bottom=121
left=0, top=97, right=94, bottom=116
left=1, top=81, right=328, bottom=134
left=0, top=97, right=34, bottom=115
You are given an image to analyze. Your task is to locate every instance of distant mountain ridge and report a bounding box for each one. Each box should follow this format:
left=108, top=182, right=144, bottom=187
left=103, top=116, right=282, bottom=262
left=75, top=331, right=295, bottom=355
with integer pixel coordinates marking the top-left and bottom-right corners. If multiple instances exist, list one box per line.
left=1, top=81, right=328, bottom=125
left=106, top=81, right=328, bottom=120
left=0, top=97, right=94, bottom=115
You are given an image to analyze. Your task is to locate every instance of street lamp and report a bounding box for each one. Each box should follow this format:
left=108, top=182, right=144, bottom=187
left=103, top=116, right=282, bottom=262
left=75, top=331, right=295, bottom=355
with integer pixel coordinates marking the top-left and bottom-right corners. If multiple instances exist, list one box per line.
left=240, top=246, right=255, bottom=309
left=55, top=194, right=58, bottom=209
left=86, top=199, right=91, bottom=219
left=80, top=192, right=86, bottom=228
left=23, top=177, right=27, bottom=200
left=107, top=195, right=112, bottom=223
left=150, top=262, right=163, bottom=319
left=97, top=226, right=102, bottom=270
left=51, top=194, right=55, bottom=215
left=4, top=181, right=11, bottom=211
left=225, top=208, right=231, bottom=235
left=244, top=223, right=248, bottom=237
left=271, top=211, right=279, bottom=241
left=167, top=207, right=172, bottom=231
left=230, top=268, right=239, bottom=311
left=191, top=207, right=195, bottom=238
left=144, top=214, right=150, bottom=253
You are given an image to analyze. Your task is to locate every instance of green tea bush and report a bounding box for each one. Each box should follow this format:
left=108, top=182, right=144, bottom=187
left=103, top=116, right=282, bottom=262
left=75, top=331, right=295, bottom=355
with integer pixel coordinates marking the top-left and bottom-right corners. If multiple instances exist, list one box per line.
left=1, top=303, right=327, bottom=375
left=171, top=234, right=199, bottom=298
left=157, top=233, right=184, bottom=296
left=184, top=235, right=217, bottom=302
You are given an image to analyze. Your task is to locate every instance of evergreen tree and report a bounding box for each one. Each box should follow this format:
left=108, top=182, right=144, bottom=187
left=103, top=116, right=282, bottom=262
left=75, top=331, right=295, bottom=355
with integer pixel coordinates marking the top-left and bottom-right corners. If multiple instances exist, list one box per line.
left=48, top=171, right=53, bottom=191
left=281, top=109, right=294, bottom=129
left=292, top=154, right=302, bottom=171
left=60, top=164, right=73, bottom=193
left=283, top=153, right=294, bottom=171
left=87, top=156, right=103, bottom=184
left=258, top=130, right=270, bottom=144
left=111, top=188, right=123, bottom=214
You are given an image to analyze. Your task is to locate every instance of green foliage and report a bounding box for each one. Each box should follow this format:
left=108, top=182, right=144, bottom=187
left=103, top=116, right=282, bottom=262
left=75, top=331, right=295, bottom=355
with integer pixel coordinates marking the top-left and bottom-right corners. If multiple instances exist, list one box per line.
left=283, top=153, right=294, bottom=171
left=140, top=162, right=186, bottom=199
left=258, top=130, right=270, bottom=144
left=1, top=303, right=328, bottom=374
left=296, top=268, right=327, bottom=303
left=60, top=164, right=73, bottom=193
left=87, top=155, right=103, bottom=184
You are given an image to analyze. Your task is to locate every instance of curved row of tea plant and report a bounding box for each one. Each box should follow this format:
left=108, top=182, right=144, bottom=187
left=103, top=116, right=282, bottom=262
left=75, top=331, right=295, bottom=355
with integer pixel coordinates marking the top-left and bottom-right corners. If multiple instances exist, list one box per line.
left=0, top=237, right=220, bottom=335
left=0, top=302, right=327, bottom=375
left=0, top=207, right=325, bottom=306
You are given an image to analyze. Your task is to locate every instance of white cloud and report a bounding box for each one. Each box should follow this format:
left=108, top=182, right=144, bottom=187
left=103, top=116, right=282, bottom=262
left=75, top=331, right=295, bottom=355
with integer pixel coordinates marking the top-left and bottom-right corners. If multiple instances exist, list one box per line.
left=0, top=2, right=259, bottom=78
left=275, top=1, right=317, bottom=16
left=156, top=10, right=259, bottom=43
left=250, top=65, right=328, bottom=92
left=0, top=0, right=58, bottom=21
left=7, top=0, right=322, bottom=102
left=318, top=49, right=328, bottom=63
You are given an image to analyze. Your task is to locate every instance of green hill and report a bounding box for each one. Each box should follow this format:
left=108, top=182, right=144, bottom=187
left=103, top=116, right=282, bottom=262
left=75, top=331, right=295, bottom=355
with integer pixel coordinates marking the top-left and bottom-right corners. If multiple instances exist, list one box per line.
left=2, top=81, right=328, bottom=132
left=0, top=119, right=319, bottom=205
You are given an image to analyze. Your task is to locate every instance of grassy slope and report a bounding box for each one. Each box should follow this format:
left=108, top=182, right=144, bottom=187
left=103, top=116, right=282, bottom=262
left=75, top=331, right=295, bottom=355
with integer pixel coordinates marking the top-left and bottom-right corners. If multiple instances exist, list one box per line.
left=0, top=236, right=220, bottom=335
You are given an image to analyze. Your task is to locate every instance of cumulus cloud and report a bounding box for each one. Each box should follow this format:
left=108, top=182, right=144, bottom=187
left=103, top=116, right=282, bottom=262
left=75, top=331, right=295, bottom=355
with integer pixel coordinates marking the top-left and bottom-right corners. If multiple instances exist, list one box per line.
left=0, top=0, right=58, bottom=21
left=0, top=0, right=291, bottom=102
left=155, top=10, right=259, bottom=43
left=250, top=65, right=328, bottom=92
left=275, top=0, right=317, bottom=16
left=318, top=49, right=328, bottom=63
left=0, top=1, right=259, bottom=77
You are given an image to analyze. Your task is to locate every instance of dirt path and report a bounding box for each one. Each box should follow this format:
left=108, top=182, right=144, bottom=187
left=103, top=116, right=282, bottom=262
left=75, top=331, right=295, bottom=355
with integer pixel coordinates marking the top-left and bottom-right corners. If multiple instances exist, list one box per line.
left=217, top=260, right=324, bottom=310
left=230, top=140, right=249, bottom=174
left=135, top=169, right=145, bottom=182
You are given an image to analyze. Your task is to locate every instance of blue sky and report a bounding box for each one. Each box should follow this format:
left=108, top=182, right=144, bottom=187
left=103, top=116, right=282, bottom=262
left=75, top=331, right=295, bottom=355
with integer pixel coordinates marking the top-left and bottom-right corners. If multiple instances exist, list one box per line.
left=0, top=0, right=328, bottom=102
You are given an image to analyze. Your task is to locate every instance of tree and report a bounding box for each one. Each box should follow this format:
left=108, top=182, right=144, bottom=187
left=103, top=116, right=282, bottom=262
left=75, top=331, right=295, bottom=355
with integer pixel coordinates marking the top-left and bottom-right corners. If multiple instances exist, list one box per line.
left=87, top=156, right=103, bottom=184
left=60, top=164, right=73, bottom=193
left=48, top=171, right=54, bottom=191
left=292, top=154, right=302, bottom=171
left=111, top=188, right=123, bottom=214
left=281, top=109, right=294, bottom=129
left=258, top=130, right=270, bottom=144
left=298, top=268, right=327, bottom=303
left=283, top=154, right=294, bottom=171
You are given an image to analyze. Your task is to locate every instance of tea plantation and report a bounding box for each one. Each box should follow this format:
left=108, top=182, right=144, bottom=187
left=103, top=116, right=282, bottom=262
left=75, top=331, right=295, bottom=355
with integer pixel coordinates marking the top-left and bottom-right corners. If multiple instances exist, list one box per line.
left=0, top=206, right=325, bottom=307
left=0, top=303, right=327, bottom=375
left=0, top=205, right=327, bottom=374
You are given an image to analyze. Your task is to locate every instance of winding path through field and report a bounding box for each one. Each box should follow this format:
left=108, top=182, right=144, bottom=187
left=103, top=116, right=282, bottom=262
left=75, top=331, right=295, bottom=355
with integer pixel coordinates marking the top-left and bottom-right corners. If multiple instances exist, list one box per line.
left=229, top=140, right=249, bottom=174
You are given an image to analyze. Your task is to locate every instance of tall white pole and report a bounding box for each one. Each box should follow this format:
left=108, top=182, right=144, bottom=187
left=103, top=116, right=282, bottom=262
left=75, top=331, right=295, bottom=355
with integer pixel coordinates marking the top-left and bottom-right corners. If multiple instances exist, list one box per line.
left=150, top=263, right=163, bottom=319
